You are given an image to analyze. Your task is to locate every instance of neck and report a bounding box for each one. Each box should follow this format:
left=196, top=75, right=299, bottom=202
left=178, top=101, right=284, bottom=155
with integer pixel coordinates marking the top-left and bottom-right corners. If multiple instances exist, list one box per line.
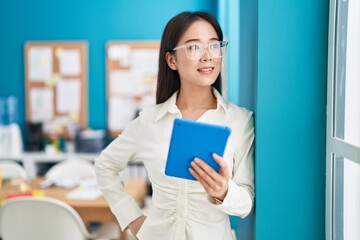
left=176, top=86, right=216, bottom=111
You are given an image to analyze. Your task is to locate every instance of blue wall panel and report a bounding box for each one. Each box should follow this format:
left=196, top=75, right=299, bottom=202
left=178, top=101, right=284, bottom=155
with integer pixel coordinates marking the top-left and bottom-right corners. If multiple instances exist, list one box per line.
left=256, top=1, right=328, bottom=239
left=0, top=0, right=217, bottom=131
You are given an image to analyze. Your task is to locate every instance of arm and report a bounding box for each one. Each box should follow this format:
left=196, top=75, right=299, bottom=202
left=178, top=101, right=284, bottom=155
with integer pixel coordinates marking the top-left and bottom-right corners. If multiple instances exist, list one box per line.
left=94, top=117, right=145, bottom=231
left=128, top=215, right=147, bottom=237
left=190, top=111, right=255, bottom=218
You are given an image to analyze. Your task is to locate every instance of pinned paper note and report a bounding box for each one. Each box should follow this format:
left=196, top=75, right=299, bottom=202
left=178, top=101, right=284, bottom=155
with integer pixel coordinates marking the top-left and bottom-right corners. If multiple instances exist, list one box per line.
left=56, top=79, right=80, bottom=113
left=108, top=44, right=131, bottom=67
left=29, top=47, right=53, bottom=81
left=58, top=49, right=81, bottom=76
left=30, top=87, right=54, bottom=122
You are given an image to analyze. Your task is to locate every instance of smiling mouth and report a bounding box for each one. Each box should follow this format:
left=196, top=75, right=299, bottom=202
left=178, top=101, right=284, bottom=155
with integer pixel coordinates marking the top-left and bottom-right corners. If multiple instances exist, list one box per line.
left=197, top=67, right=214, bottom=72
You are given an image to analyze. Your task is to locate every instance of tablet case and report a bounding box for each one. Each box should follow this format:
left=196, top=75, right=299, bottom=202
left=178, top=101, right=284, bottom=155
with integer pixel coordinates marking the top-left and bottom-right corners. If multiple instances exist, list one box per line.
left=165, top=118, right=231, bottom=181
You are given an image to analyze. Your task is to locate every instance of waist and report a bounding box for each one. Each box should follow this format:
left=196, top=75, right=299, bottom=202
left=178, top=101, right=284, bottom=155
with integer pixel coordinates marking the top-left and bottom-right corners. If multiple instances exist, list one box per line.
left=150, top=190, right=226, bottom=222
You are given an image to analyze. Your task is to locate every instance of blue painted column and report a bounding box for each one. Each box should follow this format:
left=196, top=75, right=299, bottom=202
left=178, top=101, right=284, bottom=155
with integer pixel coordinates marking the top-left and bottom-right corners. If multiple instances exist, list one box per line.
left=218, top=0, right=240, bottom=105
left=219, top=1, right=257, bottom=239
left=255, top=1, right=328, bottom=239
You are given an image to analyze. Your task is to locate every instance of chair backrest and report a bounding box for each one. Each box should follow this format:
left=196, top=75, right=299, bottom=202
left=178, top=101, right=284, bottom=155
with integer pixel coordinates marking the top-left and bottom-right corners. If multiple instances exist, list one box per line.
left=0, top=160, right=27, bottom=180
left=45, top=158, right=95, bottom=179
left=0, top=196, right=91, bottom=240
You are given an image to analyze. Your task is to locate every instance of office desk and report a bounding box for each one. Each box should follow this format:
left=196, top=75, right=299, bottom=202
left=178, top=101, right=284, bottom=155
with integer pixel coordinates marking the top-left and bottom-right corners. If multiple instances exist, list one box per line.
left=1, top=177, right=148, bottom=240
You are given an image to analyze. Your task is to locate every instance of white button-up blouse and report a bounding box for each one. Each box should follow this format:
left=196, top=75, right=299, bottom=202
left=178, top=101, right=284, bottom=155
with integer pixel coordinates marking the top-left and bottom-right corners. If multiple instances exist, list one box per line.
left=95, top=89, right=255, bottom=240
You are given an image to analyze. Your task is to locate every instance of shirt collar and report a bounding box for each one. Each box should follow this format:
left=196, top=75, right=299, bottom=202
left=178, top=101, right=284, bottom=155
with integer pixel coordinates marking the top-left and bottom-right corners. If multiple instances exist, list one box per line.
left=155, top=91, right=179, bottom=121
left=213, top=88, right=230, bottom=117
left=155, top=88, right=230, bottom=122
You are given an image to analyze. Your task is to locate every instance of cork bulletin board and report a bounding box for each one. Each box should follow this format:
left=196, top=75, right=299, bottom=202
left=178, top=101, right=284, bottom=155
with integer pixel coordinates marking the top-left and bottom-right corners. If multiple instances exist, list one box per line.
left=24, top=41, right=88, bottom=138
left=106, top=41, right=160, bottom=137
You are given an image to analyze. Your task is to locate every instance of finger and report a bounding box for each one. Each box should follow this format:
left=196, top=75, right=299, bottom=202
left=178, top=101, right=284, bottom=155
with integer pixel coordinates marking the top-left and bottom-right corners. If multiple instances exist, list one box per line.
left=190, top=163, right=226, bottom=197
left=192, top=157, right=230, bottom=189
left=189, top=167, right=212, bottom=191
left=212, top=153, right=229, bottom=177
left=189, top=167, right=202, bottom=182
left=191, top=159, right=218, bottom=186
left=193, top=158, right=218, bottom=176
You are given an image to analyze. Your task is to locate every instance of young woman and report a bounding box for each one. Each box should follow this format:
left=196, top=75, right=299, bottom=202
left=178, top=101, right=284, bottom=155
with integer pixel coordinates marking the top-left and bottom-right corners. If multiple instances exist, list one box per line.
left=95, top=11, right=254, bottom=240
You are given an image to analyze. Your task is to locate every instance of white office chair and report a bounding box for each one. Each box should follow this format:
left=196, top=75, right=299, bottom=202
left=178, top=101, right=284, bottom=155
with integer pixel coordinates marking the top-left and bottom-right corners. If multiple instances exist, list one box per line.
left=0, top=196, right=93, bottom=240
left=0, top=160, right=27, bottom=180
left=45, top=158, right=95, bottom=179
left=43, top=159, right=120, bottom=239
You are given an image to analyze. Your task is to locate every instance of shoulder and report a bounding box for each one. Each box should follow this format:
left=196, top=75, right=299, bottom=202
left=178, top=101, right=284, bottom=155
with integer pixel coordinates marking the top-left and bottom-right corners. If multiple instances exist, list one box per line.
left=214, top=89, right=253, bottom=123
left=122, top=104, right=162, bottom=137
left=220, top=100, right=254, bottom=136
left=224, top=102, right=255, bottom=146
left=137, top=104, right=163, bottom=123
left=225, top=100, right=253, bottom=122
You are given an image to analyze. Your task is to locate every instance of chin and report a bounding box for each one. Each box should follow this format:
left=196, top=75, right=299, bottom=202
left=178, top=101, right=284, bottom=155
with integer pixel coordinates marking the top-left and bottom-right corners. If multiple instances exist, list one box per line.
left=198, top=80, right=217, bottom=87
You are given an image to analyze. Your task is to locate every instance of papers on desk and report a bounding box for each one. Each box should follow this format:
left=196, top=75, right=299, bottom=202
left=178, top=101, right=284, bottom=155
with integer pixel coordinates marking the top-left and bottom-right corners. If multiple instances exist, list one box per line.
left=66, top=188, right=102, bottom=200
left=66, top=178, right=102, bottom=200
left=39, top=177, right=102, bottom=200
left=39, top=177, right=81, bottom=189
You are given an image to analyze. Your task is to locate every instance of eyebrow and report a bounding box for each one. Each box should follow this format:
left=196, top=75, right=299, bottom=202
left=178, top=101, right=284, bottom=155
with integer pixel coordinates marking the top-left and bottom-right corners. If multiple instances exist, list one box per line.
left=183, top=37, right=219, bottom=44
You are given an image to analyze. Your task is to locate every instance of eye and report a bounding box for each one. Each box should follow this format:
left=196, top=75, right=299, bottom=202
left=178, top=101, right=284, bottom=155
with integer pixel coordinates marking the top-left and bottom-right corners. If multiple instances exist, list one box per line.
left=210, top=42, right=221, bottom=49
left=187, top=44, right=201, bottom=51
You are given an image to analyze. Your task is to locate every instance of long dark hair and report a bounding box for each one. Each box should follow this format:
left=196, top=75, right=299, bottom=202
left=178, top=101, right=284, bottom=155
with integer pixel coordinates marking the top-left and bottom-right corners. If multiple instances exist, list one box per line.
left=156, top=11, right=223, bottom=104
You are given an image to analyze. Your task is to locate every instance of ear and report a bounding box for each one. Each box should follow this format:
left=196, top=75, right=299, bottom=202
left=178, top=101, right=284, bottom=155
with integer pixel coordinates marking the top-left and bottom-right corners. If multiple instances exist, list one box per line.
left=166, top=52, right=178, bottom=70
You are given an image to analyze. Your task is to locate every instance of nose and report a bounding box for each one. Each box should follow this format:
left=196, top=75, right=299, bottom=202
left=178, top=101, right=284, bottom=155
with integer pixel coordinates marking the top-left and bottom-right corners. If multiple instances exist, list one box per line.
left=200, top=47, right=212, bottom=62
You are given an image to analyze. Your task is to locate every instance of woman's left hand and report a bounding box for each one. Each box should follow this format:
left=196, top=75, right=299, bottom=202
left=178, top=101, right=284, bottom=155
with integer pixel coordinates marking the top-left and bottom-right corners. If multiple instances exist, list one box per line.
left=189, top=153, right=230, bottom=201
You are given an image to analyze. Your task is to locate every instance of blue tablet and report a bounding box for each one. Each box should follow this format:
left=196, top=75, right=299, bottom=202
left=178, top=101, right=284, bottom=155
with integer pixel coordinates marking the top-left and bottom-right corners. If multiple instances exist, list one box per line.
left=165, top=118, right=231, bottom=181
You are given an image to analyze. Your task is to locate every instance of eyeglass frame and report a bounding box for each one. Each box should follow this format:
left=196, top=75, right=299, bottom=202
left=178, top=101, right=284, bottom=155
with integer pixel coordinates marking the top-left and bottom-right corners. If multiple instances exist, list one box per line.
left=171, top=40, right=228, bottom=60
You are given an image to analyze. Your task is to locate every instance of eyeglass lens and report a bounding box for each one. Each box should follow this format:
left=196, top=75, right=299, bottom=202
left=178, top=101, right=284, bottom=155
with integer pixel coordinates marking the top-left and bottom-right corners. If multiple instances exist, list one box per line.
left=186, top=42, right=227, bottom=60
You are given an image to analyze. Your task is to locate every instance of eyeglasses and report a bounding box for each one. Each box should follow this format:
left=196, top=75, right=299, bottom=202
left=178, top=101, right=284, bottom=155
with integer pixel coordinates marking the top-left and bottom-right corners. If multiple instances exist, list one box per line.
left=172, top=41, right=228, bottom=60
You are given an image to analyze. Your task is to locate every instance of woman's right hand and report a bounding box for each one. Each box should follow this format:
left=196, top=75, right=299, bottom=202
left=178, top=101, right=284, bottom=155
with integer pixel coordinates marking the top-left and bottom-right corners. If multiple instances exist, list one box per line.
left=128, top=215, right=146, bottom=238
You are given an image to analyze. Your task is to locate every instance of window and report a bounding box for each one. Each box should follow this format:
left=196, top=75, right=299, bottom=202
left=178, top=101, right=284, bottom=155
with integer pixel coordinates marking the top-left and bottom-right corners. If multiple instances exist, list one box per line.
left=326, top=0, right=360, bottom=239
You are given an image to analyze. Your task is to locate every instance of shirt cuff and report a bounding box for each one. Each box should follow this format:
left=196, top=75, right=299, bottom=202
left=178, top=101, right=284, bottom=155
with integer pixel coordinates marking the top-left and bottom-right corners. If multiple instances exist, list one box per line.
left=212, top=179, right=253, bottom=218
left=112, top=197, right=144, bottom=231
